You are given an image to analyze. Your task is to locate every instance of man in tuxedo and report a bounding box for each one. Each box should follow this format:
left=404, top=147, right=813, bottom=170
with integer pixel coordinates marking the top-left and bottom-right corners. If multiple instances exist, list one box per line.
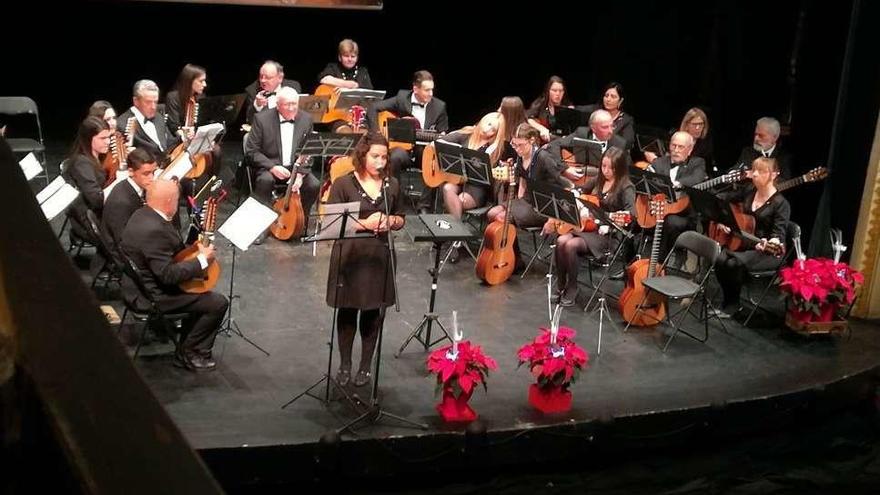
left=116, top=80, right=180, bottom=166
left=120, top=179, right=228, bottom=372
left=733, top=117, right=793, bottom=180
left=548, top=109, right=627, bottom=182
left=245, top=86, right=319, bottom=242
left=101, top=148, right=157, bottom=258
left=650, top=131, right=708, bottom=262
left=367, top=70, right=449, bottom=213
left=243, top=60, right=303, bottom=125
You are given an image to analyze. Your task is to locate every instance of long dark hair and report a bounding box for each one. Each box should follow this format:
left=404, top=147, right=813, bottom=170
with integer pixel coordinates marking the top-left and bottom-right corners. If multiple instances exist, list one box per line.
left=599, top=81, right=626, bottom=110
left=69, top=116, right=109, bottom=175
left=88, top=100, right=114, bottom=120
left=352, top=132, right=389, bottom=174
left=174, top=63, right=207, bottom=109
left=593, top=146, right=632, bottom=200
left=528, top=75, right=573, bottom=114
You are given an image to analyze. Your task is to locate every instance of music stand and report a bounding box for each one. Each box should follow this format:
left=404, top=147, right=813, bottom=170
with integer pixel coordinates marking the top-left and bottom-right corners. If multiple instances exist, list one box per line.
left=196, top=93, right=246, bottom=127
left=334, top=89, right=386, bottom=110
left=637, top=134, right=667, bottom=158
left=395, top=214, right=475, bottom=356
left=386, top=118, right=417, bottom=145
left=215, top=196, right=277, bottom=356
left=298, top=95, right=330, bottom=123
left=683, top=187, right=742, bottom=236
left=552, top=107, right=589, bottom=136
left=570, top=137, right=604, bottom=167
left=432, top=140, right=493, bottom=187
left=282, top=202, right=373, bottom=411
left=299, top=132, right=359, bottom=158
left=630, top=166, right=677, bottom=199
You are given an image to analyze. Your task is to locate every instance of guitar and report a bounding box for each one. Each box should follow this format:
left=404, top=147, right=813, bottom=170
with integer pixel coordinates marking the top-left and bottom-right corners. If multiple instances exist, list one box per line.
left=269, top=159, right=309, bottom=240
left=315, top=84, right=368, bottom=133
left=175, top=182, right=223, bottom=293
left=553, top=193, right=632, bottom=235
left=167, top=98, right=211, bottom=179
left=378, top=112, right=443, bottom=151
left=619, top=196, right=667, bottom=326
left=420, top=141, right=466, bottom=189
left=635, top=167, right=748, bottom=229
left=708, top=166, right=828, bottom=253
left=475, top=160, right=518, bottom=285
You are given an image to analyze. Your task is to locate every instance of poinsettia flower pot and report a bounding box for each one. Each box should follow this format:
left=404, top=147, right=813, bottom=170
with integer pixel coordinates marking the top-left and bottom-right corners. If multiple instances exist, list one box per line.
left=436, top=384, right=477, bottom=422
left=528, top=384, right=572, bottom=413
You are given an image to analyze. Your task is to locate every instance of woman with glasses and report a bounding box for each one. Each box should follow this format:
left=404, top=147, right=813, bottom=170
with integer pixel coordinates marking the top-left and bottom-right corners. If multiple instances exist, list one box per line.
left=644, top=107, right=715, bottom=174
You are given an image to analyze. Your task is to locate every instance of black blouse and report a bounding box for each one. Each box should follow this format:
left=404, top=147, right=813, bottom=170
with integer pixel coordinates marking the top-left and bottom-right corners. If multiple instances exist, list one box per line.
left=734, top=189, right=791, bottom=242
left=318, top=62, right=373, bottom=90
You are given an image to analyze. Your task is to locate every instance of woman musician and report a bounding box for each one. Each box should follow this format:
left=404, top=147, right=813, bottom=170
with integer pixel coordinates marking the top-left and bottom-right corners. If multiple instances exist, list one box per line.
left=326, top=132, right=404, bottom=388
left=165, top=64, right=221, bottom=176
left=62, top=116, right=112, bottom=244
left=713, top=156, right=790, bottom=318
left=551, top=146, right=635, bottom=306
left=526, top=75, right=573, bottom=143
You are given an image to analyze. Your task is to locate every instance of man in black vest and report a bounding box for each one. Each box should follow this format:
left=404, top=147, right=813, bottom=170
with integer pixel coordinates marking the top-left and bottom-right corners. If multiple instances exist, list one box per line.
left=120, top=179, right=228, bottom=371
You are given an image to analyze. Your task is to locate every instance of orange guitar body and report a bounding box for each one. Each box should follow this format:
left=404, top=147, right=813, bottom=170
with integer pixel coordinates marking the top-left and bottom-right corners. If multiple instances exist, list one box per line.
left=174, top=244, right=222, bottom=294
left=635, top=193, right=689, bottom=229
left=421, top=142, right=464, bottom=189
left=618, top=259, right=667, bottom=326
left=475, top=220, right=517, bottom=286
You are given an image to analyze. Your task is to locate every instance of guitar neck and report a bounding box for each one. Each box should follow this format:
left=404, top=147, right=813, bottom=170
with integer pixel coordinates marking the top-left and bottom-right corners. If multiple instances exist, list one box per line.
left=648, top=218, right=664, bottom=276
left=415, top=129, right=441, bottom=143
left=776, top=175, right=805, bottom=193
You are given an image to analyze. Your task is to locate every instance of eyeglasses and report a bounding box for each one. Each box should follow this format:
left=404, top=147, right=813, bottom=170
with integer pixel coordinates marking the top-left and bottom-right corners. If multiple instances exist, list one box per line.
left=511, top=140, right=531, bottom=148
left=688, top=121, right=705, bottom=127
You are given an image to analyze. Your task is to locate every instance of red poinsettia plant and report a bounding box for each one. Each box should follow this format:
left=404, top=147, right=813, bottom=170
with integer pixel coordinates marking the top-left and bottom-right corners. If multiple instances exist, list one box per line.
left=426, top=340, right=498, bottom=398
left=517, top=326, right=589, bottom=390
left=779, top=258, right=863, bottom=323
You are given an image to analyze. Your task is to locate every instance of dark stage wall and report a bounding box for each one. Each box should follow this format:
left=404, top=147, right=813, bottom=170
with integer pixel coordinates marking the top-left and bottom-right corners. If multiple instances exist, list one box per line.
left=3, top=0, right=877, bottom=245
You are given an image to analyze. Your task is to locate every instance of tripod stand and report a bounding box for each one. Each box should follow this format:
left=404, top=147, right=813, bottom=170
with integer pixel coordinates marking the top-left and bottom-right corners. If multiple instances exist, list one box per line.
left=219, top=242, right=270, bottom=356
left=396, top=214, right=475, bottom=356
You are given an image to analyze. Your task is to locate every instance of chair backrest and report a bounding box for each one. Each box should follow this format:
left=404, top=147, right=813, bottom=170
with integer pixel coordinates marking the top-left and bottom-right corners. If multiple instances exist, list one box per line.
left=84, top=209, right=119, bottom=263
left=674, top=231, right=721, bottom=266
left=118, top=252, right=159, bottom=307
left=0, top=96, right=39, bottom=116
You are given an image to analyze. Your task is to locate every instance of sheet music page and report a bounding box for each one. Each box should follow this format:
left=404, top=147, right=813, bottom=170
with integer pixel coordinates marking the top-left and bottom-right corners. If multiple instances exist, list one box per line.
left=36, top=176, right=67, bottom=204
left=187, top=123, right=225, bottom=155
left=217, top=197, right=278, bottom=251
left=103, top=170, right=130, bottom=202
left=40, top=183, right=80, bottom=221
left=19, top=152, right=43, bottom=181
left=162, top=153, right=194, bottom=180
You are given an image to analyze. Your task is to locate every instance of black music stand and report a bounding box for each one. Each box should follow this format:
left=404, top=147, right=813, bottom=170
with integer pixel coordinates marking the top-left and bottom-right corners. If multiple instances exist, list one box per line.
left=196, top=93, right=246, bottom=127
left=569, top=137, right=604, bottom=167
left=395, top=214, right=475, bottom=356
left=684, top=187, right=742, bottom=236
left=552, top=106, right=589, bottom=136
left=299, top=132, right=359, bottom=184
left=386, top=118, right=417, bottom=145
left=335, top=89, right=386, bottom=110
left=282, top=202, right=375, bottom=411
left=630, top=166, right=677, bottom=199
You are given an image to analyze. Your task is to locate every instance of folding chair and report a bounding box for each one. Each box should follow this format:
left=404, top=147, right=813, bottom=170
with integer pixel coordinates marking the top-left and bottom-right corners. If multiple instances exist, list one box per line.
left=117, top=256, right=186, bottom=359
left=623, top=231, right=727, bottom=352
left=0, top=96, right=48, bottom=185
left=742, top=221, right=801, bottom=326
left=83, top=210, right=121, bottom=291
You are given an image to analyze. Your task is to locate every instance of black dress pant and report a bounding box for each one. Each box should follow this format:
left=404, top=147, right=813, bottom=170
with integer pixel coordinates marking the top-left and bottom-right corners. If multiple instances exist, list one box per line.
left=158, top=292, right=229, bottom=355
left=253, top=168, right=321, bottom=216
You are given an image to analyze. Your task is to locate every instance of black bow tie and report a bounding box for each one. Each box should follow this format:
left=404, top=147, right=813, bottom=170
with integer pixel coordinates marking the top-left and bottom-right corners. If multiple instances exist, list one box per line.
left=412, top=101, right=425, bottom=108
left=280, top=119, right=295, bottom=125
left=263, top=91, right=276, bottom=97
left=143, top=116, right=154, bottom=124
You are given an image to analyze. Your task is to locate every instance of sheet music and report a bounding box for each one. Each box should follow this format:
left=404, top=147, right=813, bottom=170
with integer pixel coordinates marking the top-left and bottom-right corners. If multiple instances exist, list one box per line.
left=217, top=197, right=278, bottom=251
left=162, top=153, right=194, bottom=180
left=103, top=170, right=130, bottom=202
left=40, top=183, right=80, bottom=221
left=311, top=201, right=362, bottom=241
left=36, top=176, right=67, bottom=204
left=187, top=123, right=225, bottom=155
left=19, top=152, right=43, bottom=181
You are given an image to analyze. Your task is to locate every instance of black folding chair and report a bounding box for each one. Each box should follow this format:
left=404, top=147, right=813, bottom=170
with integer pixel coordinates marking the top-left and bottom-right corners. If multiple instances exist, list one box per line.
left=743, top=221, right=801, bottom=326
left=623, top=231, right=727, bottom=352
left=82, top=209, right=121, bottom=291
left=0, top=96, right=48, bottom=185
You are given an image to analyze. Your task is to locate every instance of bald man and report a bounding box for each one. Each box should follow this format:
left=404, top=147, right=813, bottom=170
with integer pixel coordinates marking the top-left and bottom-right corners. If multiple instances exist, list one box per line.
left=120, top=179, right=228, bottom=371
left=245, top=86, right=320, bottom=241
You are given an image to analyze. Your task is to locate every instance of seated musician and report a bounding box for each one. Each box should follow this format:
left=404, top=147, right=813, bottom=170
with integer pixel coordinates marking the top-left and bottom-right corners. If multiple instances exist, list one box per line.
left=116, top=80, right=180, bottom=167
left=245, top=86, right=320, bottom=243
left=526, top=75, right=574, bottom=143
left=732, top=117, right=793, bottom=181
left=165, top=63, right=221, bottom=176
left=551, top=146, right=635, bottom=306
left=713, top=157, right=790, bottom=318
left=318, top=38, right=374, bottom=90
left=649, top=131, right=708, bottom=264
left=244, top=60, right=302, bottom=127
left=63, top=116, right=112, bottom=244
left=644, top=107, right=716, bottom=176
left=101, top=148, right=157, bottom=258
left=440, top=112, right=505, bottom=220
left=547, top=109, right=627, bottom=182
left=576, top=82, right=635, bottom=150
left=367, top=70, right=449, bottom=214
left=120, top=179, right=228, bottom=372
left=88, top=100, right=118, bottom=130
left=487, top=123, right=572, bottom=270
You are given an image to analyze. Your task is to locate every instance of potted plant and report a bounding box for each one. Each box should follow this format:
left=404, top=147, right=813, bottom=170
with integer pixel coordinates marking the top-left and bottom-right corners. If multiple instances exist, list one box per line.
left=779, top=257, right=862, bottom=333
left=517, top=314, right=588, bottom=413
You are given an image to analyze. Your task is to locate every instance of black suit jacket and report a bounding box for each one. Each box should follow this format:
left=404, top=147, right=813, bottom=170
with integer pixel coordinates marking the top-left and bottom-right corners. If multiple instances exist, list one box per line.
left=367, top=90, right=449, bottom=132
left=651, top=155, right=708, bottom=192
left=120, top=207, right=202, bottom=306
left=735, top=144, right=793, bottom=180
left=116, top=107, right=179, bottom=163
left=101, top=180, right=144, bottom=253
left=547, top=127, right=627, bottom=168
left=244, top=78, right=302, bottom=124
left=577, top=104, right=635, bottom=150
left=245, top=108, right=314, bottom=173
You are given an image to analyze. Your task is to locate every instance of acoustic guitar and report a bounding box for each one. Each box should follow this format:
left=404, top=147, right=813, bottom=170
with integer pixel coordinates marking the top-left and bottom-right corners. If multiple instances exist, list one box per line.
left=175, top=185, right=223, bottom=294
left=619, top=196, right=667, bottom=326
left=475, top=161, right=517, bottom=285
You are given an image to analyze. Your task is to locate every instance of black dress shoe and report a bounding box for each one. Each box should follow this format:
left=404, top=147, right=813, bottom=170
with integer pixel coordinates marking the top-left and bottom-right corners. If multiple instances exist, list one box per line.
left=174, top=352, right=216, bottom=372
left=353, top=369, right=372, bottom=387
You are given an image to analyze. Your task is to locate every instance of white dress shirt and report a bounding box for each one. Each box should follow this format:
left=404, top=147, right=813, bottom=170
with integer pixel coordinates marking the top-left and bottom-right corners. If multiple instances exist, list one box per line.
left=279, top=113, right=296, bottom=167
left=410, top=96, right=427, bottom=129
left=131, top=106, right=163, bottom=151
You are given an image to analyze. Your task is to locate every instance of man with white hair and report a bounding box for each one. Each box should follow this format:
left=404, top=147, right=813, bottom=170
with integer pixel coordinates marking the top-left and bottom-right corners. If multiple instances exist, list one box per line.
left=548, top=109, right=627, bottom=180
left=733, top=117, right=792, bottom=180
left=650, top=131, right=708, bottom=262
left=243, top=60, right=302, bottom=125
left=116, top=79, right=180, bottom=165
left=246, top=86, right=319, bottom=242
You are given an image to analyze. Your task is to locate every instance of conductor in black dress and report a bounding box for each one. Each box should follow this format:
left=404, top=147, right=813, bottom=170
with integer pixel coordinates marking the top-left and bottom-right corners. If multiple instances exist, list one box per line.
left=120, top=179, right=228, bottom=372
left=367, top=70, right=449, bottom=213
left=326, top=132, right=405, bottom=388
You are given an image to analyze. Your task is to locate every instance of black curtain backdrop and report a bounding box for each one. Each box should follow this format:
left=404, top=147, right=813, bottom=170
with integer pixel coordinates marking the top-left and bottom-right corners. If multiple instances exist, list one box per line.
left=3, top=0, right=876, bottom=248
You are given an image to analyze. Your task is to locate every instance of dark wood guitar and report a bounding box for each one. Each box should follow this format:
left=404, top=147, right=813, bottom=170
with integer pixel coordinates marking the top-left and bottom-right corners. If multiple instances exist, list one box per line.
left=475, top=161, right=517, bottom=285
left=270, top=161, right=308, bottom=240
left=175, top=191, right=222, bottom=294
left=619, top=196, right=667, bottom=327
left=101, top=117, right=136, bottom=187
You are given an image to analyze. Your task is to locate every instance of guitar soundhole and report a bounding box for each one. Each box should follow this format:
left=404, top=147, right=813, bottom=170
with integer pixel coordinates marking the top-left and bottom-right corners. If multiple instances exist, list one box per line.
left=494, top=262, right=509, bottom=269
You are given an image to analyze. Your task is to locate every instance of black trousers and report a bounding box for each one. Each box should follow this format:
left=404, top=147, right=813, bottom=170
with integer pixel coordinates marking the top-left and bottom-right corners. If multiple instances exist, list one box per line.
left=253, top=168, right=321, bottom=216
left=158, top=292, right=229, bottom=355
left=389, top=147, right=435, bottom=210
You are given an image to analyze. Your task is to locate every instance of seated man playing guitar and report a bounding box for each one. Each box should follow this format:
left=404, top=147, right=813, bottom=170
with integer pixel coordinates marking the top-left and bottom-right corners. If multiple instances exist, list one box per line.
left=120, top=179, right=228, bottom=372
left=367, top=70, right=449, bottom=213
